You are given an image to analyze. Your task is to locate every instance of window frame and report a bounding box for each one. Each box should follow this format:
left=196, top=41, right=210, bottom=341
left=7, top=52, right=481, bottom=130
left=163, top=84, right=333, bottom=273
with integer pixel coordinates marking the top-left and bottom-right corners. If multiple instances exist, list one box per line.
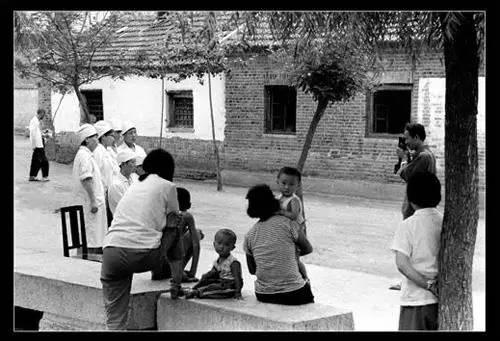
left=365, top=83, right=413, bottom=138
left=167, top=90, right=194, bottom=130
left=80, top=89, right=104, bottom=121
left=264, top=85, right=297, bottom=135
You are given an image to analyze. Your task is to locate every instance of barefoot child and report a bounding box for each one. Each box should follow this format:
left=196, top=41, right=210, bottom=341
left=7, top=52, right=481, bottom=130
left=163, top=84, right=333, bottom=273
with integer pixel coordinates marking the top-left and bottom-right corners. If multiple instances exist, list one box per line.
left=276, top=166, right=308, bottom=281
left=185, top=229, right=243, bottom=299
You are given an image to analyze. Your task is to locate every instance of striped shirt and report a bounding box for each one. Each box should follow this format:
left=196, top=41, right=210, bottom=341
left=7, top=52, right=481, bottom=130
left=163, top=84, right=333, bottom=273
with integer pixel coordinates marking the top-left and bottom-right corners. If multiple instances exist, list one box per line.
left=244, top=215, right=306, bottom=294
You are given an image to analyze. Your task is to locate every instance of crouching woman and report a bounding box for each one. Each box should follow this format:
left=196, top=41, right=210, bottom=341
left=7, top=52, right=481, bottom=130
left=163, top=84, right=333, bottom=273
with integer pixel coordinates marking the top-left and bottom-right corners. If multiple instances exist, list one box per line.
left=243, top=184, right=314, bottom=305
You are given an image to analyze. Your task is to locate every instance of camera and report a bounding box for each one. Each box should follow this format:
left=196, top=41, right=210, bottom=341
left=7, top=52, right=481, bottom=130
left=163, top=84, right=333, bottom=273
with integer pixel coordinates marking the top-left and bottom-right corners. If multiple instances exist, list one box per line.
left=393, top=137, right=410, bottom=174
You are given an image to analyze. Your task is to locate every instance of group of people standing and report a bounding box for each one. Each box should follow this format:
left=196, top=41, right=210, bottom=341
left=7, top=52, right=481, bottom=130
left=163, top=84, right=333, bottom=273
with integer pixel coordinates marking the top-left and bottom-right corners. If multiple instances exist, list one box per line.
left=27, top=111, right=441, bottom=331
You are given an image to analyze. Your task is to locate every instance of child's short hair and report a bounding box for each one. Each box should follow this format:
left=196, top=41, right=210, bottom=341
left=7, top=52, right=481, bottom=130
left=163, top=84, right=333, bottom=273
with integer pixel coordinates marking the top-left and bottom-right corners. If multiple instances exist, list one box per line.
left=215, top=228, right=237, bottom=246
left=405, top=123, right=427, bottom=141
left=246, top=184, right=280, bottom=220
left=277, top=166, right=302, bottom=182
left=176, top=187, right=191, bottom=211
left=407, top=172, right=441, bottom=208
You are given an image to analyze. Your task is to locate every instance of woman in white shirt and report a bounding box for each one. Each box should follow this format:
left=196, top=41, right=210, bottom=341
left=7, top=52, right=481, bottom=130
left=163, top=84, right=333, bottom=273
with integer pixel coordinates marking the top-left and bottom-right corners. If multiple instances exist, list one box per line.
left=100, top=149, right=184, bottom=330
left=93, top=120, right=120, bottom=226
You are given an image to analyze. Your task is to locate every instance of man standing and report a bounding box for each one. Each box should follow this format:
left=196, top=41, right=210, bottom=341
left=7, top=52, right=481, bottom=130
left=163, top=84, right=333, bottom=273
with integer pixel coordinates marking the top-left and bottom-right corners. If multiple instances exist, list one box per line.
left=117, top=121, right=147, bottom=159
left=108, top=118, right=123, bottom=161
left=390, top=122, right=437, bottom=291
left=28, top=109, right=50, bottom=182
left=73, top=124, right=108, bottom=255
left=107, top=149, right=136, bottom=215
left=396, top=123, right=437, bottom=219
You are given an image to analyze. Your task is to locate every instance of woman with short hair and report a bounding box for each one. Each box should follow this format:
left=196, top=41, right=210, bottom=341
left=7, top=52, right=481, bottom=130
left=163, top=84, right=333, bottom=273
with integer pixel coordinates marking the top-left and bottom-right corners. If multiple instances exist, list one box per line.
left=100, top=149, right=184, bottom=330
left=244, top=184, right=314, bottom=305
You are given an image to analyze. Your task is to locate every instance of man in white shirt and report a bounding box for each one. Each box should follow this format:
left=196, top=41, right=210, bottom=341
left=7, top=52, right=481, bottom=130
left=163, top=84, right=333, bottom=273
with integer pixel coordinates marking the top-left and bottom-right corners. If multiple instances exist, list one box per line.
left=117, top=121, right=147, bottom=159
left=107, top=150, right=136, bottom=215
left=73, top=124, right=108, bottom=255
left=28, top=109, right=51, bottom=182
left=390, top=171, right=442, bottom=330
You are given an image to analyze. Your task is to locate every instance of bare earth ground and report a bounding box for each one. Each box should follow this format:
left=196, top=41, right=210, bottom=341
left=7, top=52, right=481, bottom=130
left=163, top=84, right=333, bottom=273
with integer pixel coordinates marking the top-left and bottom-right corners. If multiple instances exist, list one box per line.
left=13, top=134, right=485, bottom=330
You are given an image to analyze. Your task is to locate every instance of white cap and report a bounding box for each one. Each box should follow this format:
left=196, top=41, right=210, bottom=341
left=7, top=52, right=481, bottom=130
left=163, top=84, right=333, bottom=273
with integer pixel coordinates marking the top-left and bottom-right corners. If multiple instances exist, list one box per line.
left=94, top=120, right=113, bottom=139
left=109, top=118, right=123, bottom=132
left=121, top=120, right=136, bottom=135
left=77, top=124, right=98, bottom=144
left=116, top=149, right=137, bottom=165
left=135, top=155, right=145, bottom=166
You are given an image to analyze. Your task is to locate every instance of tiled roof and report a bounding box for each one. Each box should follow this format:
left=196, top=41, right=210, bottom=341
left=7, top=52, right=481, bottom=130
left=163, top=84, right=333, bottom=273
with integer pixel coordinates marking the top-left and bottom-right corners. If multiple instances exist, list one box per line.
left=92, top=11, right=274, bottom=67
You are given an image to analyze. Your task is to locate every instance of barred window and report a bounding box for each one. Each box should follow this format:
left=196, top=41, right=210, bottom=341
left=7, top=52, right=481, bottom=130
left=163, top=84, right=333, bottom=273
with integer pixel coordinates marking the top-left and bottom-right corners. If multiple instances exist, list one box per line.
left=167, top=91, right=193, bottom=128
left=366, top=84, right=412, bottom=135
left=264, top=85, right=296, bottom=134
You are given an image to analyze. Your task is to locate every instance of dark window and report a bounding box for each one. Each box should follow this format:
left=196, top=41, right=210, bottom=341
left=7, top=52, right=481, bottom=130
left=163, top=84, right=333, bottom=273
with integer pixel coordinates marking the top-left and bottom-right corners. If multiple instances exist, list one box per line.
left=367, top=84, right=412, bottom=135
left=167, top=91, right=193, bottom=128
left=81, top=90, right=104, bottom=121
left=264, top=85, right=296, bottom=134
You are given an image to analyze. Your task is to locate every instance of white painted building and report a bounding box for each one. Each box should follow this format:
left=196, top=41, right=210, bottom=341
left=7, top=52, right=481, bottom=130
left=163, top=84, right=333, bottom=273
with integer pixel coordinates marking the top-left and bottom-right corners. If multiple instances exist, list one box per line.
left=51, top=73, right=226, bottom=141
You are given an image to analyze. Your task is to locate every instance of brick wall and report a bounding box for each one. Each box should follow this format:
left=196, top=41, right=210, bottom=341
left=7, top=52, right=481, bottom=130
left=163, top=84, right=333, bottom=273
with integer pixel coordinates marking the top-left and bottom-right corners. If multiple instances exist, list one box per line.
left=223, top=50, right=486, bottom=190
left=45, top=133, right=222, bottom=180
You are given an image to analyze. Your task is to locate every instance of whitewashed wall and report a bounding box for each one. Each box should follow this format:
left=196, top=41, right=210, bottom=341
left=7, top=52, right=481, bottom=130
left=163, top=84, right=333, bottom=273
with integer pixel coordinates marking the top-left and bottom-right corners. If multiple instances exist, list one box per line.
left=51, top=74, right=226, bottom=141
left=14, top=89, right=38, bottom=130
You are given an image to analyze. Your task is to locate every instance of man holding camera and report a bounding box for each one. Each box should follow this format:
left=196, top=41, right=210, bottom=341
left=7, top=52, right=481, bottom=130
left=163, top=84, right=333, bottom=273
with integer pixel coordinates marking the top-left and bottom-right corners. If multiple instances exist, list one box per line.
left=390, top=123, right=437, bottom=292
left=397, top=123, right=437, bottom=219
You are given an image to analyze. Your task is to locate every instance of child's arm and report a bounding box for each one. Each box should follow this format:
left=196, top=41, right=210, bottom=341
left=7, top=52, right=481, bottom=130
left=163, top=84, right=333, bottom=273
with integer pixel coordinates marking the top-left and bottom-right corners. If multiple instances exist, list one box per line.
left=230, top=261, right=243, bottom=299
left=192, top=266, right=219, bottom=289
left=395, top=251, right=437, bottom=294
left=278, top=197, right=301, bottom=220
left=295, top=226, right=313, bottom=256
left=184, top=212, right=200, bottom=278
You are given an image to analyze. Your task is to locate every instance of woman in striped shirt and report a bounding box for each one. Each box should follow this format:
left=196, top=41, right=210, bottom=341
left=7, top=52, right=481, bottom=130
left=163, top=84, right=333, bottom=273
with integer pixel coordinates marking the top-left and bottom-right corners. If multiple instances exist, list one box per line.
left=243, top=184, right=314, bottom=305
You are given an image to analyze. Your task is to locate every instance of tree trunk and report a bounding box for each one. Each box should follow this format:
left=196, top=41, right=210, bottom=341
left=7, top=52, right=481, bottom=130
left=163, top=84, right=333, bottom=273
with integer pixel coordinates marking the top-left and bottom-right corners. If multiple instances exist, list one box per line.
left=438, top=12, right=479, bottom=330
left=208, top=74, right=223, bottom=191
left=74, top=85, right=91, bottom=124
left=295, top=96, right=329, bottom=207
left=296, top=97, right=329, bottom=173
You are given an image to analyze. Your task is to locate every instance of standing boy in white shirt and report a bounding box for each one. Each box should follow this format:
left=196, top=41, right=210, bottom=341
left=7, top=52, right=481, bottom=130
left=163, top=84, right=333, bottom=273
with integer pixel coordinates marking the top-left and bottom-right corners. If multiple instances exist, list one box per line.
left=390, top=171, right=442, bottom=330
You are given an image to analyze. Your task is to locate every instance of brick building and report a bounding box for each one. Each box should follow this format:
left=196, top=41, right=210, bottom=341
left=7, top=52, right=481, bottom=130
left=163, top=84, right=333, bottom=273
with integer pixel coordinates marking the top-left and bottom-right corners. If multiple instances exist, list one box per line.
left=31, top=12, right=486, bottom=188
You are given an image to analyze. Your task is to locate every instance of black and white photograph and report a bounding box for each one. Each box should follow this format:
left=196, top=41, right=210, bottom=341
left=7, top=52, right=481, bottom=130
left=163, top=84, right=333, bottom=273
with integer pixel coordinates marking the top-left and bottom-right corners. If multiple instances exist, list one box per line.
left=13, top=10, right=487, bottom=332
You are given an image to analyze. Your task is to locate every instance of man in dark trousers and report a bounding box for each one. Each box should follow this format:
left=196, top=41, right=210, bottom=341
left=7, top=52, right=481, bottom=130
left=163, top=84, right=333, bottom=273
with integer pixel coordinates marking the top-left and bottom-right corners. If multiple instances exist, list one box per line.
left=28, top=109, right=51, bottom=182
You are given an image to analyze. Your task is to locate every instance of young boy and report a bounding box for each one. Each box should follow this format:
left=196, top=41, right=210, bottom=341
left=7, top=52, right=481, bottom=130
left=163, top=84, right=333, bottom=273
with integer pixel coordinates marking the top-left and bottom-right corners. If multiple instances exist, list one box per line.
left=185, top=229, right=243, bottom=299
left=276, top=166, right=308, bottom=281
left=151, top=187, right=204, bottom=282
left=390, top=171, right=442, bottom=330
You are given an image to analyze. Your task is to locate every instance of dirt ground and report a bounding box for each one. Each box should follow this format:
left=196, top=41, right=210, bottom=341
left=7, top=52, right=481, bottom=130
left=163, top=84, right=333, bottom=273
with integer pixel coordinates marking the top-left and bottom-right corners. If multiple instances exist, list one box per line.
left=13, top=134, right=485, bottom=330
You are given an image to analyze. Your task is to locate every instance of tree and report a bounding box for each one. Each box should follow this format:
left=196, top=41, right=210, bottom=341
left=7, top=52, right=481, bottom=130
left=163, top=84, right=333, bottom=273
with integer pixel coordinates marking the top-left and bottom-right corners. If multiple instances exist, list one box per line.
left=229, top=11, right=484, bottom=330
left=133, top=11, right=250, bottom=191
left=14, top=11, right=140, bottom=125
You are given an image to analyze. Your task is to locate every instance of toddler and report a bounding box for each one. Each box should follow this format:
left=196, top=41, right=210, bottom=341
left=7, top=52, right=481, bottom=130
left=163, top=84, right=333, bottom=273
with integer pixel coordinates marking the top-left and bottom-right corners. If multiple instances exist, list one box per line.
left=276, top=166, right=308, bottom=281
left=185, top=229, right=243, bottom=299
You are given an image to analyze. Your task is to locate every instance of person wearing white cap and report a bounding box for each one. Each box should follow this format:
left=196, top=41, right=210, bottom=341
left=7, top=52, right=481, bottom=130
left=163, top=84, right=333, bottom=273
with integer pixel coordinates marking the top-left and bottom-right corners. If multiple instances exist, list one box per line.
left=93, top=120, right=120, bottom=226
left=72, top=123, right=108, bottom=255
left=107, top=150, right=136, bottom=215
left=108, top=118, right=124, bottom=160
left=130, top=155, right=145, bottom=183
left=117, top=120, right=147, bottom=159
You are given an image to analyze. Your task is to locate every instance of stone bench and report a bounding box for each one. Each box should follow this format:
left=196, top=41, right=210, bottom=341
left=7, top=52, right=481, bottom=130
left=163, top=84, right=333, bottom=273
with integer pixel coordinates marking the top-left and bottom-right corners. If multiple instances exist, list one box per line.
left=157, top=291, right=355, bottom=331
left=14, top=249, right=171, bottom=330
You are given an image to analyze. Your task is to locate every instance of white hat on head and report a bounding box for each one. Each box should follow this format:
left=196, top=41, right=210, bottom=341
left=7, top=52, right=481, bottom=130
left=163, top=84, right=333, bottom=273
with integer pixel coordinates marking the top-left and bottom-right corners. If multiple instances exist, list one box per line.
left=109, top=118, right=123, bottom=132
left=116, top=149, right=137, bottom=165
left=77, top=124, right=98, bottom=144
left=135, top=155, right=145, bottom=166
left=121, top=120, right=136, bottom=135
left=94, top=120, right=113, bottom=139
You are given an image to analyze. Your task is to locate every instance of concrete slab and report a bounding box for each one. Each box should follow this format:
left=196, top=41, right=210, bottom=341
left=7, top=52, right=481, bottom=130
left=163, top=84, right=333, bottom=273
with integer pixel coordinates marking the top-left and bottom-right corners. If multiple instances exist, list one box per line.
left=14, top=250, right=171, bottom=330
left=157, top=292, right=354, bottom=331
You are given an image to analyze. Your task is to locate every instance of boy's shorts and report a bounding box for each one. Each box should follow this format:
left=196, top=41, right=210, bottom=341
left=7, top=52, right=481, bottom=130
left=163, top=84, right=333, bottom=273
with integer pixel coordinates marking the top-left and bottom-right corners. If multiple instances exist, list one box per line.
left=399, top=303, right=438, bottom=330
